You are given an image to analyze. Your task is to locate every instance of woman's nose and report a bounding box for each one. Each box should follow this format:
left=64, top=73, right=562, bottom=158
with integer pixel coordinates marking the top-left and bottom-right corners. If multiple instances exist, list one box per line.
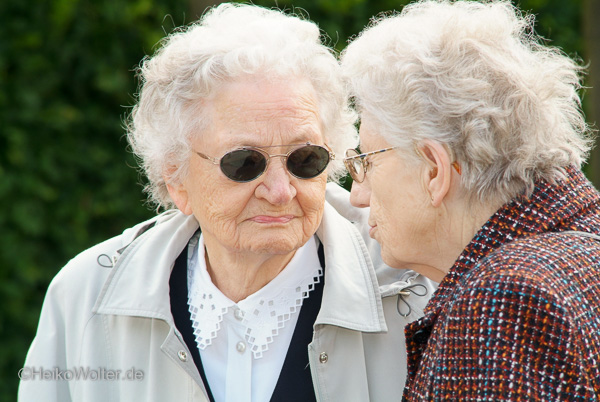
left=349, top=180, right=371, bottom=208
left=254, top=158, right=296, bottom=205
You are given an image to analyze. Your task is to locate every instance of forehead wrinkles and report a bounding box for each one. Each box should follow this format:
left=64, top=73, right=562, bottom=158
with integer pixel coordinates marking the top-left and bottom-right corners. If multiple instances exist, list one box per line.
left=218, top=93, right=320, bottom=130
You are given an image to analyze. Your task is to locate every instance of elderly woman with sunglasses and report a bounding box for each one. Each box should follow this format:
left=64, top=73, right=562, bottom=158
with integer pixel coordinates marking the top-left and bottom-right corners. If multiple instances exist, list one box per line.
left=19, top=4, right=435, bottom=402
left=341, top=0, right=600, bottom=400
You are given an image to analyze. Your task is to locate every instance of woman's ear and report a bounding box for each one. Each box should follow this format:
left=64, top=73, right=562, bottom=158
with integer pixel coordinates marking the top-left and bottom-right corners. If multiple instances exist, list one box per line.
left=417, top=140, right=453, bottom=207
left=165, top=178, right=194, bottom=215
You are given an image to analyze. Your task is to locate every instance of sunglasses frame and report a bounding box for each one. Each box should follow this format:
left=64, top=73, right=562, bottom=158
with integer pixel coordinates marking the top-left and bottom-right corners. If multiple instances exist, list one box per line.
left=195, top=142, right=335, bottom=183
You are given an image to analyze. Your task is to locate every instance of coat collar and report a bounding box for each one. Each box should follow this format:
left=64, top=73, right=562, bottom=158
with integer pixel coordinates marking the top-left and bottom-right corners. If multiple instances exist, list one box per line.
left=316, top=201, right=387, bottom=332
left=403, top=167, right=600, bottom=385
left=425, top=166, right=600, bottom=317
left=93, top=212, right=199, bottom=324
left=94, top=192, right=387, bottom=333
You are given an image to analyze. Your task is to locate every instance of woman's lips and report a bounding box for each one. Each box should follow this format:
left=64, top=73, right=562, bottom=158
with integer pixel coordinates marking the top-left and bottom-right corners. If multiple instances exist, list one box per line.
left=249, top=215, right=295, bottom=224
left=369, top=225, right=377, bottom=237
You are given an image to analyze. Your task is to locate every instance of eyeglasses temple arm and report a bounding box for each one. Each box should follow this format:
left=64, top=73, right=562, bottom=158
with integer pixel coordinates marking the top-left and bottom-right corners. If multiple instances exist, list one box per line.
left=195, top=151, right=220, bottom=165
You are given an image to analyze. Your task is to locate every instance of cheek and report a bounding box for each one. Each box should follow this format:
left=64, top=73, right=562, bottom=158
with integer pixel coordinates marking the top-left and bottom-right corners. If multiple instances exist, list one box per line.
left=199, top=195, right=242, bottom=227
left=369, top=177, right=411, bottom=249
left=371, top=198, right=397, bottom=241
left=370, top=176, right=396, bottom=225
left=187, top=174, right=252, bottom=233
left=296, top=178, right=327, bottom=234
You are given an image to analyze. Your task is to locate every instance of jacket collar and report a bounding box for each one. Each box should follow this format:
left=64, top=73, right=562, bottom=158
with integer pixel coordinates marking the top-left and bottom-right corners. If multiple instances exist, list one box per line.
left=316, top=201, right=387, bottom=332
left=421, top=166, right=600, bottom=318
left=94, top=195, right=387, bottom=333
left=93, top=212, right=199, bottom=323
left=403, top=167, right=600, bottom=383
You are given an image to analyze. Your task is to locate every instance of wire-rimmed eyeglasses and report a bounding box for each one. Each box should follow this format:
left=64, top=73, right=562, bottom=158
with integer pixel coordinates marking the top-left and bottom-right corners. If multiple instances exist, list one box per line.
left=344, top=144, right=461, bottom=183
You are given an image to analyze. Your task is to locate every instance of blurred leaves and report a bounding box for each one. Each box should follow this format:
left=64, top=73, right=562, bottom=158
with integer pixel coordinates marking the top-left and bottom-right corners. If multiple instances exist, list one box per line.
left=0, top=0, right=187, bottom=398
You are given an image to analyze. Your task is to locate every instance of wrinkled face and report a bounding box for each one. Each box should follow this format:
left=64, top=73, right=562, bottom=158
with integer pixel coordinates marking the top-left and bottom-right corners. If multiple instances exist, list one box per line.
left=169, top=76, right=327, bottom=257
left=350, top=115, right=433, bottom=269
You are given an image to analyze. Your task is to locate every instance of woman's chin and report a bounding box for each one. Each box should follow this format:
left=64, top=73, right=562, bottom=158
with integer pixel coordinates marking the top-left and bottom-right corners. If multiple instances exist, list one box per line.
left=380, top=247, right=406, bottom=269
left=240, top=237, right=303, bottom=256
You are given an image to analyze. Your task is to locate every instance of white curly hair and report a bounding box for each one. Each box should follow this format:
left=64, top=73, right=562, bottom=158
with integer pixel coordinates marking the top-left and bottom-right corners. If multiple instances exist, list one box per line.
left=341, top=0, right=594, bottom=204
left=127, top=3, right=357, bottom=208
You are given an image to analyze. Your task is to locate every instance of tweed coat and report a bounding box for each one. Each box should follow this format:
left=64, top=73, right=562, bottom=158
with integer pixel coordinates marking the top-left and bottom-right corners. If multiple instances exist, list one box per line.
left=403, top=167, right=600, bottom=401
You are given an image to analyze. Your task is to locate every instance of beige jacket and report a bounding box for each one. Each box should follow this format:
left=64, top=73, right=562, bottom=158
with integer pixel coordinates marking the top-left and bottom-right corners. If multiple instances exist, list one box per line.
left=19, top=184, right=435, bottom=402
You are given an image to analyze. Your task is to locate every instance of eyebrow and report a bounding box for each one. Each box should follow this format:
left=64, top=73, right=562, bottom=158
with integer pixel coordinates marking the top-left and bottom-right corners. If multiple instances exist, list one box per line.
left=222, top=132, right=322, bottom=148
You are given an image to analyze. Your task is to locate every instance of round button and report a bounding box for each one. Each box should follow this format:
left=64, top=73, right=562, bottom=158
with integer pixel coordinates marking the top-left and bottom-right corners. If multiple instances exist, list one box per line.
left=413, top=329, right=430, bottom=344
left=178, top=350, right=188, bottom=362
left=319, top=352, right=328, bottom=363
left=236, top=341, right=246, bottom=353
left=234, top=308, right=244, bottom=321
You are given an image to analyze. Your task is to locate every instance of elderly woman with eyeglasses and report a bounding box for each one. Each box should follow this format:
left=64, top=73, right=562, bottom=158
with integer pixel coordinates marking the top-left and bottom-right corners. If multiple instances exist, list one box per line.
left=19, top=3, right=435, bottom=402
left=341, top=0, right=600, bottom=400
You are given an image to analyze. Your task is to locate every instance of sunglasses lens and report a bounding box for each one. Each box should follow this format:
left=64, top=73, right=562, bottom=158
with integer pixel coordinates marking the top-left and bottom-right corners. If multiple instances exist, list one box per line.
left=220, top=149, right=267, bottom=182
left=287, top=145, right=331, bottom=179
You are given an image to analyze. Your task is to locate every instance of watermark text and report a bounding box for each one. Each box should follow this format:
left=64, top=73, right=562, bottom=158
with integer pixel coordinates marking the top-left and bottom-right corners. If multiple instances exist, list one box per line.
left=18, top=366, right=144, bottom=381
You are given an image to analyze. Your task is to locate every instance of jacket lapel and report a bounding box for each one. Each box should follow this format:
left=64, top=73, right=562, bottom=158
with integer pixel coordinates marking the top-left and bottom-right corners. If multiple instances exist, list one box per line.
left=169, top=236, right=216, bottom=402
left=315, top=202, right=387, bottom=332
left=93, top=212, right=199, bottom=321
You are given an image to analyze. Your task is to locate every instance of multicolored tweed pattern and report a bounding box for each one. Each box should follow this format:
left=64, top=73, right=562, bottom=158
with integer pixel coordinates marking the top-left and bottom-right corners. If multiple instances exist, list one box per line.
left=403, top=167, right=600, bottom=401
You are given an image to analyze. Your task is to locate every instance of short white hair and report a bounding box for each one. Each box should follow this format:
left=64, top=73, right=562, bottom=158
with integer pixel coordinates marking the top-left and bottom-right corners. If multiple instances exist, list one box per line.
left=341, top=0, right=594, bottom=204
left=127, top=3, right=357, bottom=208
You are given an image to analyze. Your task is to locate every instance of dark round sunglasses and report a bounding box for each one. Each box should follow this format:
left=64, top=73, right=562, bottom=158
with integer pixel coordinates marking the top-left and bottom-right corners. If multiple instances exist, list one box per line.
left=195, top=142, right=335, bottom=183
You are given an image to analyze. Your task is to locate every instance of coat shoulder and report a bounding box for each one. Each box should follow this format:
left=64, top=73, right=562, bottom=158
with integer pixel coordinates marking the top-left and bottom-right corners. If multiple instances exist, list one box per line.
left=451, top=231, right=600, bottom=341
left=44, top=211, right=176, bottom=313
left=469, top=231, right=600, bottom=287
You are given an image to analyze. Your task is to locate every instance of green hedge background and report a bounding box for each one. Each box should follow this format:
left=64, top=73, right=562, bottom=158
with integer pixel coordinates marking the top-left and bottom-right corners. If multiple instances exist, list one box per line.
left=1, top=0, right=593, bottom=399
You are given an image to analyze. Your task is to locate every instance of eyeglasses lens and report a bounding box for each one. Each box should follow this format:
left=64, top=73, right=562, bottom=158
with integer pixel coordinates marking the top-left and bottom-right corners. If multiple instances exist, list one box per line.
left=344, top=149, right=365, bottom=182
left=219, top=145, right=330, bottom=182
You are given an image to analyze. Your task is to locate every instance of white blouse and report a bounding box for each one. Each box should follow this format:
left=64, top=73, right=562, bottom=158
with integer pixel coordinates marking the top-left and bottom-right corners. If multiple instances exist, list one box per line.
left=187, top=235, right=323, bottom=402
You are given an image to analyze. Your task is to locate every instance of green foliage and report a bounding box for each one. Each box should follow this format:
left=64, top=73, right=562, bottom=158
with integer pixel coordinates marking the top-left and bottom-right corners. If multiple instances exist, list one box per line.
left=0, top=0, right=188, bottom=398
left=0, top=0, right=590, bottom=399
left=249, top=0, right=584, bottom=53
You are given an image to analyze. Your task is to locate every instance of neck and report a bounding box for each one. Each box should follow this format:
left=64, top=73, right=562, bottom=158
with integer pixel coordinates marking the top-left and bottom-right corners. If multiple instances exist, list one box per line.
left=415, top=193, right=503, bottom=283
left=202, top=236, right=297, bottom=303
left=441, top=197, right=502, bottom=279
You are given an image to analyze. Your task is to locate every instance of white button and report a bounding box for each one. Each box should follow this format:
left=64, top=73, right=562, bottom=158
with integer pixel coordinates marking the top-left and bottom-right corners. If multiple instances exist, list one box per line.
left=178, top=350, right=188, bottom=362
left=236, top=341, right=246, bottom=353
left=234, top=308, right=244, bottom=321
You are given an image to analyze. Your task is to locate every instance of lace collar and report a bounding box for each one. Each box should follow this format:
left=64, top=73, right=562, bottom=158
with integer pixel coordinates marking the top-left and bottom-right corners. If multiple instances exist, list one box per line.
left=187, top=234, right=323, bottom=359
